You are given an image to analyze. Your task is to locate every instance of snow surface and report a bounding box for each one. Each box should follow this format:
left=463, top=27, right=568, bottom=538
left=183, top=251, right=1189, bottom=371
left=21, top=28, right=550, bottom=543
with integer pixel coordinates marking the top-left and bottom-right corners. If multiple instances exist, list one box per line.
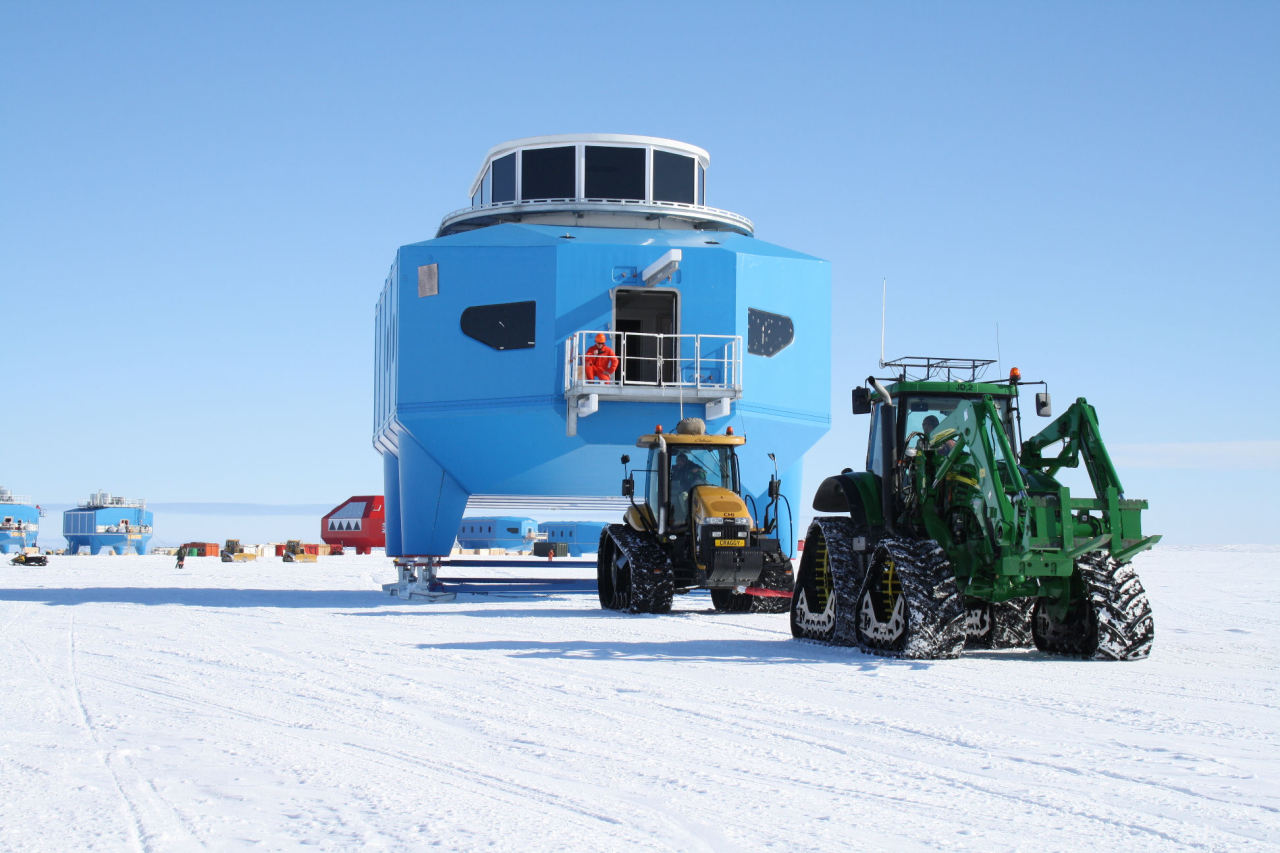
left=1, top=547, right=1276, bottom=851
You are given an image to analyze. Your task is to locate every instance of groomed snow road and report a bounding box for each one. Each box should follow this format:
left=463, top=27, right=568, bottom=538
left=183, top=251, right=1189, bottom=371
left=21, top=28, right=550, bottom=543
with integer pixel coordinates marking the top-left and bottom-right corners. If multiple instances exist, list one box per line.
left=1, top=547, right=1276, bottom=851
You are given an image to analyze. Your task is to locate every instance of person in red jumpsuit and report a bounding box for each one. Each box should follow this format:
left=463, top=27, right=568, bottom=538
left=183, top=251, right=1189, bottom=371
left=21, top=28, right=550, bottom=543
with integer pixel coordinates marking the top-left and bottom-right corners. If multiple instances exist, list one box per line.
left=584, top=333, right=618, bottom=382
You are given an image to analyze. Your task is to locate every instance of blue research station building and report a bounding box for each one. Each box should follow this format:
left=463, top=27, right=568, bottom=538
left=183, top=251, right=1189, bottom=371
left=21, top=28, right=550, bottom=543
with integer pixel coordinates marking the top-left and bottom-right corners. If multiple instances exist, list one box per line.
left=0, top=487, right=41, bottom=554
left=62, top=491, right=153, bottom=555
left=453, top=517, right=607, bottom=556
left=536, top=521, right=607, bottom=557
left=456, top=516, right=539, bottom=551
left=374, top=134, right=831, bottom=561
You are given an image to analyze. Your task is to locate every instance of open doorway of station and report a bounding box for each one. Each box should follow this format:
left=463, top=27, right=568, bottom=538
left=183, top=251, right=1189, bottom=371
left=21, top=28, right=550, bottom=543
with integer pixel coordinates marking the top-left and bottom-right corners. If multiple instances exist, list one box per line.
left=613, top=288, right=679, bottom=385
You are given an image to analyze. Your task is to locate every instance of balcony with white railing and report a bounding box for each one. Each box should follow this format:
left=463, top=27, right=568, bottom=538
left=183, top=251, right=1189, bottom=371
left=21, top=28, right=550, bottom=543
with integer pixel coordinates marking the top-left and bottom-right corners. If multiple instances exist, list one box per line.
left=563, top=330, right=742, bottom=435
left=94, top=523, right=153, bottom=534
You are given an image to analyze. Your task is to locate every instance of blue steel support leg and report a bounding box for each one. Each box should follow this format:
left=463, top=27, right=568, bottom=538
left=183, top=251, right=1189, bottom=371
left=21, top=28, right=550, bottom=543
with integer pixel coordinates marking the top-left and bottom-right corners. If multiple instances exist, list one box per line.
left=382, top=451, right=403, bottom=558
left=398, top=434, right=469, bottom=557
left=379, top=436, right=469, bottom=602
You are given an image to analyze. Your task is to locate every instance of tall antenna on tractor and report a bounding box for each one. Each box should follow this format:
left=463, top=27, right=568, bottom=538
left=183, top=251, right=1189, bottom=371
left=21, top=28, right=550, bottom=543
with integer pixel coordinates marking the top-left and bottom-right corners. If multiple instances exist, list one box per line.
left=879, top=278, right=887, bottom=368
left=996, top=322, right=1002, bottom=376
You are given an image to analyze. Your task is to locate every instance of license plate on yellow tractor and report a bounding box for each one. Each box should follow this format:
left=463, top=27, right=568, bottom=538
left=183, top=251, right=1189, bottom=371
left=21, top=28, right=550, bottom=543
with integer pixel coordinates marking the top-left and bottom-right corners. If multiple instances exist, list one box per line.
left=716, top=539, right=745, bottom=547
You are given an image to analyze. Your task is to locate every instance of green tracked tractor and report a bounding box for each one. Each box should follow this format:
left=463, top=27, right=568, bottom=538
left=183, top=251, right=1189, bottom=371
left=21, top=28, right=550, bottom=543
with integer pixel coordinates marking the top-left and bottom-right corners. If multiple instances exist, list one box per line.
left=791, top=357, right=1160, bottom=660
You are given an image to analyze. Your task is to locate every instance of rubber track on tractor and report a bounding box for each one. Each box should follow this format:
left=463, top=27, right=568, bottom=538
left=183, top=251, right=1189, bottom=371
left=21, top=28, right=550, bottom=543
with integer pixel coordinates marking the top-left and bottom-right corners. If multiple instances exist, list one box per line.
left=857, top=537, right=965, bottom=660
left=964, top=598, right=1035, bottom=650
left=603, top=524, right=675, bottom=614
left=1033, top=552, right=1154, bottom=660
left=790, top=517, right=870, bottom=646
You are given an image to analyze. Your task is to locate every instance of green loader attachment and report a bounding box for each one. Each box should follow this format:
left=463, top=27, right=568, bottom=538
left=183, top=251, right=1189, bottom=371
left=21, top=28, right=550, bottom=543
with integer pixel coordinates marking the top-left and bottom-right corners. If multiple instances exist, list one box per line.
left=791, top=357, right=1160, bottom=660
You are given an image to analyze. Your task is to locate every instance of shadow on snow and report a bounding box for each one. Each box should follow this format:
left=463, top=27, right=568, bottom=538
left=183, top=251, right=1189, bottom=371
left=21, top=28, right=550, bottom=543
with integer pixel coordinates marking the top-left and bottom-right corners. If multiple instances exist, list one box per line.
left=0, top=587, right=393, bottom=608
left=417, top=637, right=941, bottom=668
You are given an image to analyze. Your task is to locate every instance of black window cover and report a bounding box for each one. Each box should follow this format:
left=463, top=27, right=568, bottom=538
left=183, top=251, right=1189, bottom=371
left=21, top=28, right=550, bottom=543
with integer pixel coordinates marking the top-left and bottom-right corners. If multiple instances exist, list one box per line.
left=460, top=300, right=536, bottom=350
left=521, top=147, right=575, bottom=200
left=585, top=146, right=645, bottom=200
left=748, top=308, right=794, bottom=357
left=491, top=153, right=516, bottom=203
left=653, top=150, right=695, bottom=203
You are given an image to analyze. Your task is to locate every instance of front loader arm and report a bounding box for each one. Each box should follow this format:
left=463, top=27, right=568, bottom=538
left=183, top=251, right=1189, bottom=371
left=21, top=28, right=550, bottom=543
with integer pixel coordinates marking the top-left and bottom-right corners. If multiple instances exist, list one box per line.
left=1021, top=397, right=1124, bottom=498
left=921, top=398, right=1030, bottom=555
left=1020, top=397, right=1160, bottom=563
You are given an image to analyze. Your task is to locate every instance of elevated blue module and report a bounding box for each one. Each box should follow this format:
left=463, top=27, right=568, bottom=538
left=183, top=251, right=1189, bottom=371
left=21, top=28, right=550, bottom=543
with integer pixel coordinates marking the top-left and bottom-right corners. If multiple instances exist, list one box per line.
left=374, top=134, right=830, bottom=559
left=0, top=487, right=41, bottom=554
left=63, top=491, right=153, bottom=555
left=456, top=516, right=538, bottom=551
left=537, top=521, right=607, bottom=557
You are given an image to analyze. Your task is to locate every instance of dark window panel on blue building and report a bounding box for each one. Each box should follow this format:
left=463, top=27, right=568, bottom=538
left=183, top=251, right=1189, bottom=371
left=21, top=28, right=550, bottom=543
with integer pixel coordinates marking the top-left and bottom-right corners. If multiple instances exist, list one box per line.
left=460, top=301, right=536, bottom=350
left=521, top=147, right=575, bottom=200
left=653, top=150, right=695, bottom=203
left=491, top=153, right=516, bottom=203
left=748, top=308, right=795, bottom=357
left=585, top=146, right=645, bottom=200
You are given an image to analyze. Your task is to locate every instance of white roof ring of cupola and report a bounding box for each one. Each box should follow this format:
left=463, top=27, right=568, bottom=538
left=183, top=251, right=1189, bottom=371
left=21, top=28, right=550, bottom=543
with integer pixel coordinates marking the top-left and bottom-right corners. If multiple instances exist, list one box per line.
left=437, top=133, right=753, bottom=237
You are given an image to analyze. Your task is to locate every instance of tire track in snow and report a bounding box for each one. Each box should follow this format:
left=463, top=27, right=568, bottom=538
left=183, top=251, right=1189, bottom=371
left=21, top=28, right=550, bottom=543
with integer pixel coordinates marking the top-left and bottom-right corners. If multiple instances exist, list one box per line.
left=65, top=611, right=148, bottom=852
left=86, top=656, right=694, bottom=849
left=66, top=610, right=203, bottom=851
left=512, top=626, right=1251, bottom=851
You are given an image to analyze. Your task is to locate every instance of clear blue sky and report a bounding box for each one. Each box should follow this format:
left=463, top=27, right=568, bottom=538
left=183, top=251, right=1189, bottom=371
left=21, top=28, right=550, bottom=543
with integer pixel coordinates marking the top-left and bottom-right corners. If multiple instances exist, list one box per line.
left=3, top=2, right=1277, bottom=543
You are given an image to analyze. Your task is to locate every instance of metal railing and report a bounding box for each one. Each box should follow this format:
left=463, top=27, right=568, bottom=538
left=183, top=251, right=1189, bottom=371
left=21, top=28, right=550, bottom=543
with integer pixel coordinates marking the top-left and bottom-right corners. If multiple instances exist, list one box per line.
left=78, top=493, right=147, bottom=509
left=564, top=331, right=741, bottom=393
left=441, top=198, right=754, bottom=235
left=93, top=524, right=154, bottom=534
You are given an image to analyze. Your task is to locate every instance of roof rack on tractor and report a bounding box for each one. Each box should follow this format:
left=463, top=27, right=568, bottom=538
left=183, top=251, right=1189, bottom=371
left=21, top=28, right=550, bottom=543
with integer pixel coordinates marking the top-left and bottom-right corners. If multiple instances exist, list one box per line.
left=879, top=356, right=995, bottom=383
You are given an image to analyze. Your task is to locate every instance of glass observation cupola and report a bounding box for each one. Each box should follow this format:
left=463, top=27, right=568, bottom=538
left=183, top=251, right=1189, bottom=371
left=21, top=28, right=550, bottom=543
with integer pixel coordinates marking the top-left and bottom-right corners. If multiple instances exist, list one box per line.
left=374, top=133, right=831, bottom=565
left=438, top=134, right=752, bottom=237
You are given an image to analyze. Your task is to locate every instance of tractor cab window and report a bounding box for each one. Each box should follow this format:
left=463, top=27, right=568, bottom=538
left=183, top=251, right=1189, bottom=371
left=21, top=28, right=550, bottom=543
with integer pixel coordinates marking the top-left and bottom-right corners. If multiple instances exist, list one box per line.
left=900, top=394, right=1013, bottom=451
left=867, top=404, right=886, bottom=478
left=670, top=446, right=731, bottom=528
left=670, top=446, right=733, bottom=492
left=651, top=444, right=737, bottom=528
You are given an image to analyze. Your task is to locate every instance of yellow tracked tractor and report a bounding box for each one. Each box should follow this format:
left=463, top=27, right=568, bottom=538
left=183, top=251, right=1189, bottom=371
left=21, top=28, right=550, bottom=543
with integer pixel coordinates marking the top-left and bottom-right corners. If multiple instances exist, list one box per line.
left=598, top=418, right=793, bottom=614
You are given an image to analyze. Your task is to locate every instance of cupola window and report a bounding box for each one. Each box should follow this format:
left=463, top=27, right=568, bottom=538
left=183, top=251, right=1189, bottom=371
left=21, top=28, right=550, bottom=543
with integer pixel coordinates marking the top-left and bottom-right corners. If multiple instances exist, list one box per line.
left=585, top=146, right=645, bottom=200
left=521, top=146, right=575, bottom=200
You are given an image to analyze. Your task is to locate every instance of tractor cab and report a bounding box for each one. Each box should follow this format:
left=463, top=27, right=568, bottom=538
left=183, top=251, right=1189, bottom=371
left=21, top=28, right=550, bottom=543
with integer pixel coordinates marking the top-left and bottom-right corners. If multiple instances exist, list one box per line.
left=852, top=357, right=1050, bottom=477
left=816, top=357, right=1052, bottom=528
left=864, top=382, right=1019, bottom=479
left=627, top=427, right=747, bottom=536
